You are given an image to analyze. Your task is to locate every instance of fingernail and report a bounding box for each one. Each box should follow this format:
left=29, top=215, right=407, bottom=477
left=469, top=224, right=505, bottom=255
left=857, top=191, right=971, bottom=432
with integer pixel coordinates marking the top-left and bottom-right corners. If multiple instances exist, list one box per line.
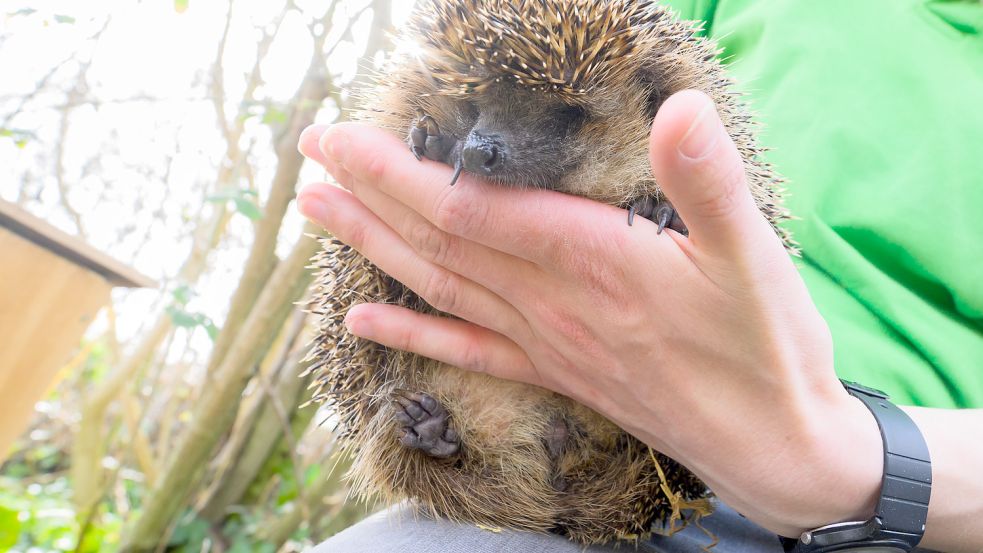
left=344, top=308, right=371, bottom=336
left=296, top=188, right=333, bottom=224
left=320, top=128, right=350, bottom=164
left=677, top=102, right=721, bottom=160
left=299, top=123, right=329, bottom=147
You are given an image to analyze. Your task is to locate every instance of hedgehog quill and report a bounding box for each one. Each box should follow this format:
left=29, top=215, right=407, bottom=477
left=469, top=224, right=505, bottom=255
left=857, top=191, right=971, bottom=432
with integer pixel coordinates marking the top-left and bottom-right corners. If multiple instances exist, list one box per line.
left=305, top=0, right=792, bottom=545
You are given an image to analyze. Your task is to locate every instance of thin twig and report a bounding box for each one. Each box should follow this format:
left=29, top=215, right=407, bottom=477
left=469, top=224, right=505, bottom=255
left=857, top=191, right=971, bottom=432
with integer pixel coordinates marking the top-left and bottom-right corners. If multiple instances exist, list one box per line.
left=0, top=17, right=112, bottom=129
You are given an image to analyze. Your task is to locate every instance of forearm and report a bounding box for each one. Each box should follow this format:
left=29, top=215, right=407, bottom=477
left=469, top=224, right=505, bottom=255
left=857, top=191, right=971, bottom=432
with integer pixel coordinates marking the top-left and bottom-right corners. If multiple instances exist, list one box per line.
left=905, top=406, right=983, bottom=553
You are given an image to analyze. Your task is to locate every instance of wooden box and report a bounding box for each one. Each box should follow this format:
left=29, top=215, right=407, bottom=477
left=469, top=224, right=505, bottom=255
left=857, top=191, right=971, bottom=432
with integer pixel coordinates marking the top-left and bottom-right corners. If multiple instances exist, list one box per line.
left=0, top=200, right=154, bottom=461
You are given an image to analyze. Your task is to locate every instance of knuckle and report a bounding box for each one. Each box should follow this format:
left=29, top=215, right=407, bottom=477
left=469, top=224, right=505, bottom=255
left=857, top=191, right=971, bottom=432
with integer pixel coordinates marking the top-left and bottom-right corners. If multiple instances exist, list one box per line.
left=363, top=150, right=390, bottom=184
left=398, top=318, right=422, bottom=352
left=420, top=269, right=462, bottom=314
left=342, top=216, right=371, bottom=251
left=432, top=187, right=487, bottom=237
left=458, top=333, right=488, bottom=374
left=408, top=221, right=456, bottom=267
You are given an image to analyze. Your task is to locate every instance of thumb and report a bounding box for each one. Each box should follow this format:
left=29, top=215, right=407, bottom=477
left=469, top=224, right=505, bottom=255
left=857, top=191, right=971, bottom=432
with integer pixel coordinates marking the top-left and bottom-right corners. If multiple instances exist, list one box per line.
left=649, top=90, right=778, bottom=258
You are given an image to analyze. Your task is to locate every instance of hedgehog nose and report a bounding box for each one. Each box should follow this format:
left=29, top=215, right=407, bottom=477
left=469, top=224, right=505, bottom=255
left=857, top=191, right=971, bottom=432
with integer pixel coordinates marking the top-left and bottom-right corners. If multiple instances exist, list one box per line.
left=462, top=132, right=506, bottom=175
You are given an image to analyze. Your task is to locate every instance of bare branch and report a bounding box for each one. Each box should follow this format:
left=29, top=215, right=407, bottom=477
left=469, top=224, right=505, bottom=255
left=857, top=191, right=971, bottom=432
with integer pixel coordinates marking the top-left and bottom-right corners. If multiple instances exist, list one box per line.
left=53, top=56, right=97, bottom=237
left=0, top=17, right=112, bottom=130
left=210, top=0, right=236, bottom=145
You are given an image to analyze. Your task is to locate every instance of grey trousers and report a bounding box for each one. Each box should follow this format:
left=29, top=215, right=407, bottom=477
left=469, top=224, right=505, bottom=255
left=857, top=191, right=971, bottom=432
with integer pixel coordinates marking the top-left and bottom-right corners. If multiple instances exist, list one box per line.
left=311, top=500, right=788, bottom=552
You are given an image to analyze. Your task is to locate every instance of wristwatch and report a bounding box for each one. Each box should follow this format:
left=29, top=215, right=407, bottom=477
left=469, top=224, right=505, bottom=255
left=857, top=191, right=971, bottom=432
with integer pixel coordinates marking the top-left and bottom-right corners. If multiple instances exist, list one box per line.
left=781, top=380, right=932, bottom=552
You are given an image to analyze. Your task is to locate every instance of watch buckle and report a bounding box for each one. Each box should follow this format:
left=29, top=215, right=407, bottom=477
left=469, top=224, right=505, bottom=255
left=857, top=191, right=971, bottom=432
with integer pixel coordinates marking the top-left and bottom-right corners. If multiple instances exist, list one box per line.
left=801, top=517, right=882, bottom=547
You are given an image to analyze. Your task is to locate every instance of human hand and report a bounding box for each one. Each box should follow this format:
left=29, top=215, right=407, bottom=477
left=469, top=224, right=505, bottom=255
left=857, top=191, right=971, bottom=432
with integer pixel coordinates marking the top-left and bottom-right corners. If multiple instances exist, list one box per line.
left=296, top=90, right=883, bottom=537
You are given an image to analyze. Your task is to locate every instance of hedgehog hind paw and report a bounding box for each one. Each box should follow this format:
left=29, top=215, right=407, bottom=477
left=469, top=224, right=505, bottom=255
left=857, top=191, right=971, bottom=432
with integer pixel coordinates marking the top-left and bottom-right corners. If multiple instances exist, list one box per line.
left=393, top=390, right=461, bottom=459
left=627, top=196, right=688, bottom=235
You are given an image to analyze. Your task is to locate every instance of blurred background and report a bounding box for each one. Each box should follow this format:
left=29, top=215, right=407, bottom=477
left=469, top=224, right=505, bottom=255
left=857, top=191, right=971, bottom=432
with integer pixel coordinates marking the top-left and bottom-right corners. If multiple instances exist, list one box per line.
left=0, top=1, right=410, bottom=551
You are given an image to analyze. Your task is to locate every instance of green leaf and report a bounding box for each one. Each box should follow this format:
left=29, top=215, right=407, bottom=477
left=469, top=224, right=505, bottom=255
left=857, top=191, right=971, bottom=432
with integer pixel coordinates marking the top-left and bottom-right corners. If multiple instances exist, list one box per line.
left=174, top=0, right=189, bottom=14
left=304, top=464, right=322, bottom=486
left=0, top=504, right=21, bottom=550
left=260, top=105, right=288, bottom=126
left=207, top=189, right=262, bottom=220
left=1, top=128, right=37, bottom=149
left=229, top=537, right=274, bottom=553
left=8, top=8, right=36, bottom=17
left=166, top=306, right=218, bottom=340
left=166, top=306, right=199, bottom=329
left=172, top=284, right=193, bottom=306
left=205, top=191, right=237, bottom=203
left=203, top=321, right=219, bottom=341
left=168, top=515, right=207, bottom=547
left=53, top=14, right=75, bottom=24
left=232, top=197, right=263, bottom=221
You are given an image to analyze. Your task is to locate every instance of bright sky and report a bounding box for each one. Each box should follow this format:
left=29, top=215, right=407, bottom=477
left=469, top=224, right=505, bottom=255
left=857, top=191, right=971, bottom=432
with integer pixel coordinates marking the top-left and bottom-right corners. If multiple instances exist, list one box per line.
left=0, top=1, right=416, bottom=365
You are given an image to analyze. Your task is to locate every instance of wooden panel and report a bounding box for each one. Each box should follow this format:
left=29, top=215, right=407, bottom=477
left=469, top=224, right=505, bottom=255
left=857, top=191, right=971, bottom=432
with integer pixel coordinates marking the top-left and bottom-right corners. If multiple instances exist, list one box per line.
left=0, top=229, right=111, bottom=459
left=0, top=199, right=155, bottom=288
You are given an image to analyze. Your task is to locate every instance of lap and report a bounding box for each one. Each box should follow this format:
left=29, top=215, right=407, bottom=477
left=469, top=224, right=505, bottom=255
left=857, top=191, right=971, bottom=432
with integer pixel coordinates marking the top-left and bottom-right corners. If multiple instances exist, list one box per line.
left=311, top=501, right=786, bottom=553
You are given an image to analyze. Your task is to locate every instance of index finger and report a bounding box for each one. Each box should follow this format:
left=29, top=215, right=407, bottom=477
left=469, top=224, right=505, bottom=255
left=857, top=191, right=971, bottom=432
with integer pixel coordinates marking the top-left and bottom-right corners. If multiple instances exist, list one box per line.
left=320, top=122, right=650, bottom=269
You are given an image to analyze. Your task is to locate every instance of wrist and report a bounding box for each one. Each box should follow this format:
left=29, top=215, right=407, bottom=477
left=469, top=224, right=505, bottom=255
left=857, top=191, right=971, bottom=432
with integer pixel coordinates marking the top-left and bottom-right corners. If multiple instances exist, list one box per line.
left=782, top=384, right=939, bottom=553
left=784, top=389, right=884, bottom=535
left=739, top=386, right=884, bottom=537
left=667, top=381, right=885, bottom=538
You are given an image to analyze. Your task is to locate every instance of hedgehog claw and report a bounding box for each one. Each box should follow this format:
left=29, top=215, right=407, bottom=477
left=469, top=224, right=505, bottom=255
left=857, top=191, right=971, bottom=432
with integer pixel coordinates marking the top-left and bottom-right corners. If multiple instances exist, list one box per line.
left=407, top=109, right=463, bottom=184
left=655, top=204, right=673, bottom=234
left=448, top=158, right=464, bottom=187
left=627, top=196, right=688, bottom=235
left=409, top=119, right=428, bottom=161
left=627, top=196, right=656, bottom=227
left=393, top=391, right=460, bottom=458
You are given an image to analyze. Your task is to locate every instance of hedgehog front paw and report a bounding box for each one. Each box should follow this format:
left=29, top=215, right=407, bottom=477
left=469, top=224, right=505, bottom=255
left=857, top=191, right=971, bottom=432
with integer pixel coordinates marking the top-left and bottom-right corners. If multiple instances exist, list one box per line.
left=407, top=109, right=464, bottom=186
left=627, top=196, right=688, bottom=235
left=393, top=390, right=460, bottom=459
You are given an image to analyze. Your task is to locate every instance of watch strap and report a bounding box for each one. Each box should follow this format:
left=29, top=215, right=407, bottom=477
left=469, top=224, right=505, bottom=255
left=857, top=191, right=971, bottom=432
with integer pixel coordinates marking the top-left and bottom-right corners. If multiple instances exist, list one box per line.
left=842, top=380, right=932, bottom=540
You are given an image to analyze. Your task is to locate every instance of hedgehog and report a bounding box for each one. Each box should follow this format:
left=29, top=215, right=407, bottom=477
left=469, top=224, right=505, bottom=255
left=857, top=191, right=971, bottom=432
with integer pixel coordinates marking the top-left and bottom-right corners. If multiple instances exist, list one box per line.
left=305, top=0, right=791, bottom=545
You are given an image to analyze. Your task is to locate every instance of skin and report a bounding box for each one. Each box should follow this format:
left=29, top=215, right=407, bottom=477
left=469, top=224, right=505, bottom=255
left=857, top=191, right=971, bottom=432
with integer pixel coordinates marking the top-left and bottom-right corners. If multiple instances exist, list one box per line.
left=296, top=90, right=983, bottom=552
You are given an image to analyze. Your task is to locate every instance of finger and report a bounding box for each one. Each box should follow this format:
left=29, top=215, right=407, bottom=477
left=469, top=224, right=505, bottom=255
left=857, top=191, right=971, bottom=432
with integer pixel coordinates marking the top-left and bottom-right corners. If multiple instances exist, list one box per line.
left=335, top=158, right=544, bottom=303
left=297, top=182, right=528, bottom=340
left=648, top=90, right=785, bottom=259
left=344, top=303, right=543, bottom=387
left=319, top=122, right=645, bottom=270
left=298, top=124, right=332, bottom=167
left=299, top=124, right=354, bottom=188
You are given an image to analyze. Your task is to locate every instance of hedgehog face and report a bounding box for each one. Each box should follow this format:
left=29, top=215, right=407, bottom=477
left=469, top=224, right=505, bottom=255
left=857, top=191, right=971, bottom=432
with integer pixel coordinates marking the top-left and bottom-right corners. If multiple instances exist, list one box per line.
left=441, top=76, right=658, bottom=200
left=459, top=83, right=589, bottom=187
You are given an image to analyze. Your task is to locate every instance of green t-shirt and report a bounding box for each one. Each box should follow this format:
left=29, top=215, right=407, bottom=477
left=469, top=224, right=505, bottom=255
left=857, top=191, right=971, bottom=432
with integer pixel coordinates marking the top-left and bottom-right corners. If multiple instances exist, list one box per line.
left=662, top=0, right=983, bottom=408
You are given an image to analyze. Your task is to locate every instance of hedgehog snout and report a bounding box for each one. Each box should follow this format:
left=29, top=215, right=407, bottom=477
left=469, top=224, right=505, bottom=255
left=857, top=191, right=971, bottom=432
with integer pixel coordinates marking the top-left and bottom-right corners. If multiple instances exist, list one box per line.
left=462, top=131, right=507, bottom=176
